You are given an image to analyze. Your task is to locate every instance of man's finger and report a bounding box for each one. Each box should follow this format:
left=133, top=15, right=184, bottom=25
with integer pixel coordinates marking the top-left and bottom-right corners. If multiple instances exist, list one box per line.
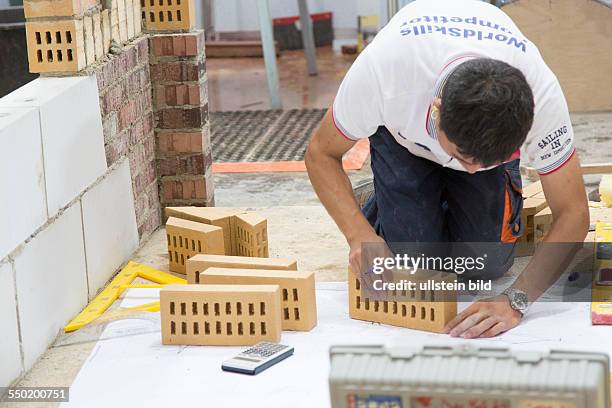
left=480, top=321, right=507, bottom=338
left=443, top=303, right=481, bottom=334
left=461, top=317, right=498, bottom=339
left=449, top=312, right=487, bottom=337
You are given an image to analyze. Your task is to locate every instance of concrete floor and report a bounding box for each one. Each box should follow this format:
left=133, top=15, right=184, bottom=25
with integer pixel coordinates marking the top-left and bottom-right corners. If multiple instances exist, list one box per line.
left=5, top=46, right=612, bottom=407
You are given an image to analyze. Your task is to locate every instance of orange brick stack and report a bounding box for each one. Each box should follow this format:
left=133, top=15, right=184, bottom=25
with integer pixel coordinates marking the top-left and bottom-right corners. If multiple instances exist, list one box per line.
left=24, top=0, right=143, bottom=73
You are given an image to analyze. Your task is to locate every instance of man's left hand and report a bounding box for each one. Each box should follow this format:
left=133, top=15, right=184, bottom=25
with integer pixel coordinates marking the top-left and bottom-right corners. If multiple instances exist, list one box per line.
left=443, top=295, right=522, bottom=338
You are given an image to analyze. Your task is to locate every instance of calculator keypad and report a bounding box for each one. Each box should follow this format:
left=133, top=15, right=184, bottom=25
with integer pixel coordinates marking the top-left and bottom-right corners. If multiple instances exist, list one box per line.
left=241, top=342, right=288, bottom=359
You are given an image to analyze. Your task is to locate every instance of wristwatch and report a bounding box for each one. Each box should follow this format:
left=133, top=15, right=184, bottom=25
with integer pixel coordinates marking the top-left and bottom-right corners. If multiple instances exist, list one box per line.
left=502, top=288, right=529, bottom=315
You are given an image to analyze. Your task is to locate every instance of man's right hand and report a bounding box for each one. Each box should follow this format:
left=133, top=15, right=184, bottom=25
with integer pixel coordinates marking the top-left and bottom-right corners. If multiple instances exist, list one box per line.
left=349, top=232, right=394, bottom=299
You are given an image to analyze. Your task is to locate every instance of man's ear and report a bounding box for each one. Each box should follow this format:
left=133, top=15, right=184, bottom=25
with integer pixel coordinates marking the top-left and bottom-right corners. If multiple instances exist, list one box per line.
left=433, top=97, right=442, bottom=110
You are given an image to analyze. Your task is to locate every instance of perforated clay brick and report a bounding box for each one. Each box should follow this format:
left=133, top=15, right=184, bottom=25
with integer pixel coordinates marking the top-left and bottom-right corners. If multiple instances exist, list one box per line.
left=160, top=284, right=282, bottom=346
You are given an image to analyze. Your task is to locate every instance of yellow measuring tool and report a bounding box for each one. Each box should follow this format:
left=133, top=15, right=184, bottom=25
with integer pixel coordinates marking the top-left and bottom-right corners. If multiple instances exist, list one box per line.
left=64, top=261, right=186, bottom=332
left=592, top=222, right=612, bottom=325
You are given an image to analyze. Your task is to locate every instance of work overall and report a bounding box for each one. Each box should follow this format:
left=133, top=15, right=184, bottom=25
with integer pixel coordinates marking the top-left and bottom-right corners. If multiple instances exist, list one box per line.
left=362, top=126, right=524, bottom=279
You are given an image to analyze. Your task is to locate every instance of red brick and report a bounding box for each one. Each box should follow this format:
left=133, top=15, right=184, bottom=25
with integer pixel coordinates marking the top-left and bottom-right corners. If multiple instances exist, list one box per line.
left=136, top=37, right=149, bottom=65
left=157, top=154, right=205, bottom=176
left=102, top=112, right=119, bottom=143
left=105, top=133, right=129, bottom=166
left=102, top=81, right=127, bottom=116
left=161, top=176, right=210, bottom=201
left=128, top=118, right=145, bottom=147
left=171, top=36, right=186, bottom=57
left=150, top=60, right=204, bottom=82
left=184, top=31, right=204, bottom=56
left=157, top=131, right=204, bottom=154
left=156, top=106, right=205, bottom=129
left=143, top=112, right=154, bottom=136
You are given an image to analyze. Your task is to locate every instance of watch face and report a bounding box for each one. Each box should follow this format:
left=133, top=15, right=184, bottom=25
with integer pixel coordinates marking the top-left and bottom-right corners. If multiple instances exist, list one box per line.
left=512, top=291, right=529, bottom=311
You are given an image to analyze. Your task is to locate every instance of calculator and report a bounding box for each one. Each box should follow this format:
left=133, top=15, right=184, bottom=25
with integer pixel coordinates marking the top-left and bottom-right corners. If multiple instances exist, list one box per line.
left=221, top=342, right=294, bottom=375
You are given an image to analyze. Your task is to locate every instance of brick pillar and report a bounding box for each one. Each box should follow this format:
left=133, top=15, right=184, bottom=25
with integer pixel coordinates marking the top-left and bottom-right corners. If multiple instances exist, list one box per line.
left=149, top=30, right=214, bottom=208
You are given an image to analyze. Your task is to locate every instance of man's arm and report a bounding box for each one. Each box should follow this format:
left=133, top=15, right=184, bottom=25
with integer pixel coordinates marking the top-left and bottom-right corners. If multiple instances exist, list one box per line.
left=444, top=154, right=589, bottom=338
left=305, top=108, right=385, bottom=275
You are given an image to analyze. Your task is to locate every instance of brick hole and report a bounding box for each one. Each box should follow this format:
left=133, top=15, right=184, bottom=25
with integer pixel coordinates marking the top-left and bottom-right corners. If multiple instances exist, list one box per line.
left=36, top=50, right=42, bottom=62
left=192, top=302, right=197, bottom=315
left=46, top=50, right=53, bottom=62
left=294, top=308, right=300, bottom=320
left=374, top=301, right=379, bottom=312
left=174, top=251, right=178, bottom=262
left=393, top=302, right=398, bottom=314
left=35, top=32, right=41, bottom=44
left=364, top=298, right=370, bottom=311
left=55, top=31, right=61, bottom=43
left=411, top=305, right=416, bottom=318
left=180, top=253, right=184, bottom=265
left=236, top=302, right=242, bottom=315
left=411, top=289, right=416, bottom=299
left=195, top=271, right=200, bottom=284
left=238, top=322, right=243, bottom=335
left=169, top=302, right=175, bottom=315
left=140, top=0, right=144, bottom=5
left=168, top=11, right=172, bottom=21
left=180, top=302, right=186, bottom=315
left=170, top=321, right=176, bottom=334
left=214, top=303, right=220, bottom=316
left=191, top=240, right=195, bottom=250
left=356, top=296, right=360, bottom=309
left=248, top=303, right=254, bottom=315
left=203, top=303, right=208, bottom=315
left=150, top=12, right=155, bottom=22
left=260, top=302, right=265, bottom=316
left=215, top=321, right=221, bottom=334
left=159, top=11, right=164, bottom=22
left=355, top=279, right=360, bottom=290
left=420, top=290, right=426, bottom=301
left=421, top=307, right=426, bottom=319
left=66, top=30, right=72, bottom=43
left=292, top=288, right=298, bottom=301
left=430, top=308, right=435, bottom=321
left=168, top=0, right=172, bottom=4
left=430, top=290, right=435, bottom=302
left=249, top=322, right=255, bottom=335
left=45, top=31, right=51, bottom=44
left=225, top=302, right=231, bottom=315
left=282, top=288, right=288, bottom=301
left=383, top=301, right=388, bottom=313
left=204, top=322, right=210, bottom=334
left=179, top=236, right=183, bottom=248
left=158, top=0, right=162, bottom=5
left=67, top=49, right=73, bottom=61
left=172, top=235, right=176, bottom=247
left=198, top=241, right=202, bottom=252
left=176, top=9, right=181, bottom=21
left=193, top=322, right=199, bottom=335
left=149, top=0, right=153, bottom=5
left=141, top=11, right=145, bottom=20
left=283, top=307, right=289, bottom=320
left=181, top=321, right=187, bottom=334
left=177, top=0, right=180, bottom=4
left=168, top=251, right=172, bottom=261
left=402, top=304, right=407, bottom=317
left=226, top=322, right=232, bottom=335
left=260, top=322, right=266, bottom=335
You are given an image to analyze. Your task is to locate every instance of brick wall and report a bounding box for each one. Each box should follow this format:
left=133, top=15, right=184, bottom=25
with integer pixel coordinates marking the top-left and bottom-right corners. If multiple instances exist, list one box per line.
left=150, top=30, right=215, bottom=208
left=96, top=37, right=162, bottom=240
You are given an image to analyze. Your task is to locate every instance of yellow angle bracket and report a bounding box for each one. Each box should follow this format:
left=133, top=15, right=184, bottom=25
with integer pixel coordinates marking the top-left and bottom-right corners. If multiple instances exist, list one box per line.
left=64, top=261, right=186, bottom=332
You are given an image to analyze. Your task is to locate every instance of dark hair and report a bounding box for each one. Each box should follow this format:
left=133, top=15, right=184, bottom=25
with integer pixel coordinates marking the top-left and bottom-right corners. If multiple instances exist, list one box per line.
left=440, top=58, right=534, bottom=167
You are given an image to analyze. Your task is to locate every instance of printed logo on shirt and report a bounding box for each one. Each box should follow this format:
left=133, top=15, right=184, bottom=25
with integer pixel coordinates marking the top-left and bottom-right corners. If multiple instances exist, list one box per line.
left=399, top=16, right=528, bottom=53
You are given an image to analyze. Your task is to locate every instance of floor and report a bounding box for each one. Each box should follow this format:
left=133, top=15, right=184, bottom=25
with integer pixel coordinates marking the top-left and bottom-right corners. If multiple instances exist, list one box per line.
left=207, top=46, right=356, bottom=112
left=5, top=48, right=612, bottom=407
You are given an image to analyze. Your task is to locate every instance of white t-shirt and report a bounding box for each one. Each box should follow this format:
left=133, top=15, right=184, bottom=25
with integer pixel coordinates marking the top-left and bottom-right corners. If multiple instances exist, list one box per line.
left=333, top=0, right=574, bottom=175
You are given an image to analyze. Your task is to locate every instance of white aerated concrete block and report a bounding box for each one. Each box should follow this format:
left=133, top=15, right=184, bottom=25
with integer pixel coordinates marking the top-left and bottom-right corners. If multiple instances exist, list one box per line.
left=14, top=204, right=88, bottom=371
left=0, top=261, right=23, bottom=387
left=0, top=76, right=107, bottom=217
left=82, top=159, right=138, bottom=298
left=0, top=107, right=47, bottom=260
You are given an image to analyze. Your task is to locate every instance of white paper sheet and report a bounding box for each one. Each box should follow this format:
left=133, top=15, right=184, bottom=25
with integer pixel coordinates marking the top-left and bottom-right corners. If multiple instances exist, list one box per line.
left=62, top=283, right=612, bottom=408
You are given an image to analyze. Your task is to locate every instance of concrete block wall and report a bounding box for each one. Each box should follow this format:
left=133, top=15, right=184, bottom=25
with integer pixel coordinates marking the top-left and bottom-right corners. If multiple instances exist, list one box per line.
left=150, top=30, right=214, bottom=208
left=0, top=76, right=140, bottom=388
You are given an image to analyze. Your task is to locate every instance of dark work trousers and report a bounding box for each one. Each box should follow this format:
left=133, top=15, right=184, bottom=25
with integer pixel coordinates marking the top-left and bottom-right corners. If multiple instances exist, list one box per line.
left=362, top=126, right=524, bottom=280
